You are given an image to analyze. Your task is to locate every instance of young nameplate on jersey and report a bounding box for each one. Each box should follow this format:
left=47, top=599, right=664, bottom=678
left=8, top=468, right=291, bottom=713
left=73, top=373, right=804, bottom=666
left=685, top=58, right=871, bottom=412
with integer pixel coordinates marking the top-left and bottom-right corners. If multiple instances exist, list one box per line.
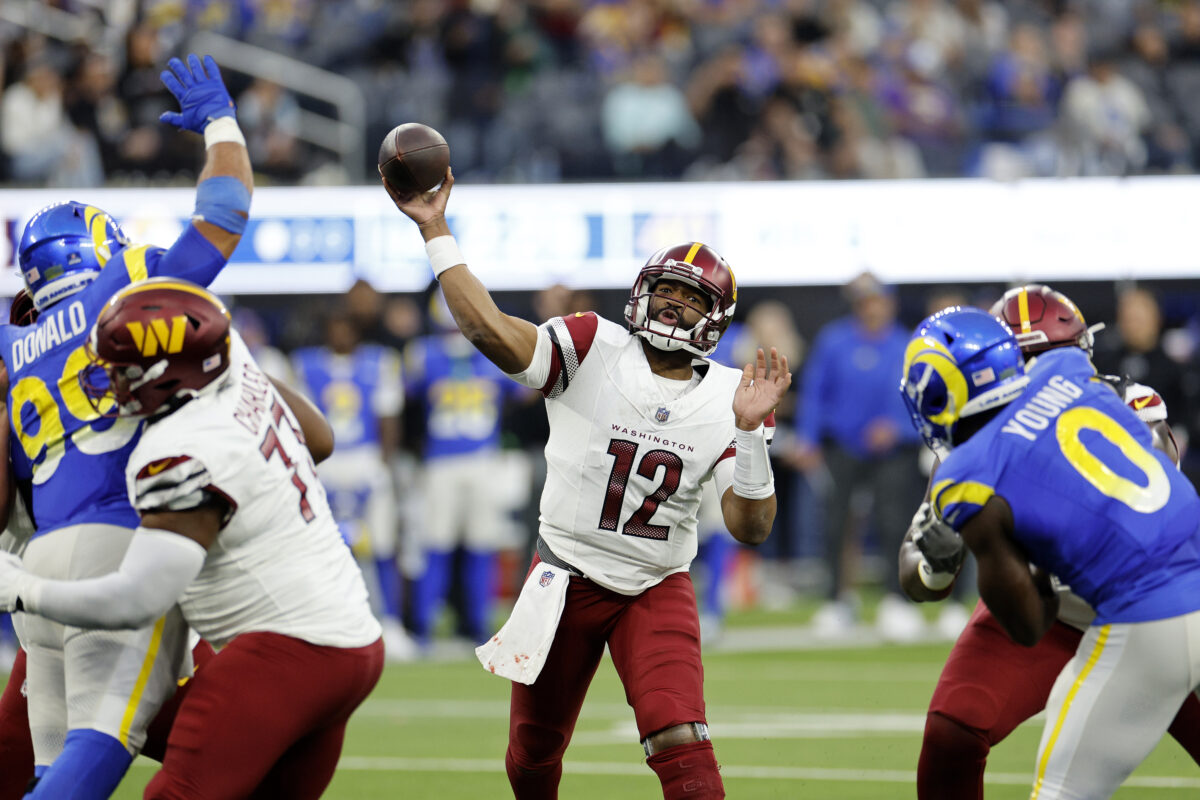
left=387, top=166, right=790, bottom=800
left=0, top=279, right=383, bottom=799
left=900, top=306, right=1200, bottom=800
left=898, top=286, right=1200, bottom=800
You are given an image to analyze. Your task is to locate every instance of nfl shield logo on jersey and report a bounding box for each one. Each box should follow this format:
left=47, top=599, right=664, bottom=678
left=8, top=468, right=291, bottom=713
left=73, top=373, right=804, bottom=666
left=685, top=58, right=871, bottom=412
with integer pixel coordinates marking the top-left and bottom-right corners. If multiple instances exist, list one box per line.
left=656, top=407, right=670, bottom=423
left=539, top=570, right=555, bottom=587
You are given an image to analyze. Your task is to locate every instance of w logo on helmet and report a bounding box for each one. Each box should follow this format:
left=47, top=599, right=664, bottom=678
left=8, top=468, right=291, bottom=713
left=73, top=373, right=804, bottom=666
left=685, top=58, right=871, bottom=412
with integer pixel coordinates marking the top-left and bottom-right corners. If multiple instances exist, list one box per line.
left=125, top=316, right=188, bottom=357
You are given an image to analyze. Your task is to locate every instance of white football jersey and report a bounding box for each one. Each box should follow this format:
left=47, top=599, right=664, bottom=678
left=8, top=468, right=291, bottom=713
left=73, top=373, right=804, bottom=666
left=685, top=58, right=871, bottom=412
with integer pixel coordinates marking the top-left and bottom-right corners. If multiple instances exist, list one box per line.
left=126, top=331, right=381, bottom=649
left=513, top=313, right=744, bottom=595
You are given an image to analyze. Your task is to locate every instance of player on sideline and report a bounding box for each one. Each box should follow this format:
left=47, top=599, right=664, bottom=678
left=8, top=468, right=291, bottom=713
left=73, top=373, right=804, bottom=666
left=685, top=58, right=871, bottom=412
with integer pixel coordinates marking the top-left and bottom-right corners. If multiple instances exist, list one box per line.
left=900, top=306, right=1200, bottom=799
left=0, top=279, right=384, bottom=798
left=899, top=286, right=1200, bottom=799
left=386, top=167, right=789, bottom=800
left=0, top=54, right=252, bottom=799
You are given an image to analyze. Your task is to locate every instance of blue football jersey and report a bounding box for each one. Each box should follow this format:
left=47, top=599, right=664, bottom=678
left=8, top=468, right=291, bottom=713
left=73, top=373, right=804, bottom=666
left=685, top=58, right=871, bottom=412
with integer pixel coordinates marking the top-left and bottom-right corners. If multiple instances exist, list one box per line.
left=933, top=347, right=1200, bottom=625
left=292, top=344, right=402, bottom=450
left=0, top=228, right=227, bottom=536
left=405, top=335, right=514, bottom=459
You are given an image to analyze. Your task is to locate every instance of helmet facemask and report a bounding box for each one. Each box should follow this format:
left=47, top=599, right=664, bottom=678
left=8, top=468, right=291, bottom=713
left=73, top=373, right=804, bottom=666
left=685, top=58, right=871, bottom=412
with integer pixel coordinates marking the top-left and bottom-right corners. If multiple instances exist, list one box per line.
left=626, top=267, right=733, bottom=357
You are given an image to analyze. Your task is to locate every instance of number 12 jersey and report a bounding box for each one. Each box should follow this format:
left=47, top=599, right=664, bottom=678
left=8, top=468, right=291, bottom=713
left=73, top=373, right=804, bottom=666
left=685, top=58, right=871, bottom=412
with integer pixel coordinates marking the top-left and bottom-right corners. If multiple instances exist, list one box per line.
left=513, top=313, right=745, bottom=596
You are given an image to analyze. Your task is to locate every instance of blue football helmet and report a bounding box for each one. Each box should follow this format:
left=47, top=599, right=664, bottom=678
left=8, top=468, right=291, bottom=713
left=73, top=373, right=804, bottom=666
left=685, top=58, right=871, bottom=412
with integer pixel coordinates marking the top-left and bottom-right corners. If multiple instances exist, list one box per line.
left=900, top=306, right=1029, bottom=449
left=18, top=201, right=129, bottom=312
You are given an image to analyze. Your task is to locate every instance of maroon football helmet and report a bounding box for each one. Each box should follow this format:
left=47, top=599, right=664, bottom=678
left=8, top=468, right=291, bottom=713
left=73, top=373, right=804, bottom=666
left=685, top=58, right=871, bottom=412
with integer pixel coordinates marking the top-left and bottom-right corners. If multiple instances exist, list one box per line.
left=624, top=242, right=737, bottom=357
left=989, top=284, right=1099, bottom=357
left=8, top=289, right=37, bottom=326
left=84, top=278, right=232, bottom=416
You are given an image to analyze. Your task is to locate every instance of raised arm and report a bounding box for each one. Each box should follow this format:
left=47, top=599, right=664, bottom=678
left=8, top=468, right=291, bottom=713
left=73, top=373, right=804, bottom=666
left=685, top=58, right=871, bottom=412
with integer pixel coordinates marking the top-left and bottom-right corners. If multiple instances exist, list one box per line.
left=720, top=348, right=792, bottom=545
left=159, top=54, right=254, bottom=260
left=384, top=170, right=538, bottom=375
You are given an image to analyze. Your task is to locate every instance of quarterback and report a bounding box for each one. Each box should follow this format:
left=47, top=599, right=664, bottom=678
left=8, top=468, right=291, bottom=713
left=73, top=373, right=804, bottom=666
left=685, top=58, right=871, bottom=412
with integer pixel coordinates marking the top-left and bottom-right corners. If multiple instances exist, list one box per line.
left=900, top=306, right=1200, bottom=799
left=387, top=167, right=789, bottom=800
left=0, top=279, right=383, bottom=798
left=0, top=53, right=252, bottom=799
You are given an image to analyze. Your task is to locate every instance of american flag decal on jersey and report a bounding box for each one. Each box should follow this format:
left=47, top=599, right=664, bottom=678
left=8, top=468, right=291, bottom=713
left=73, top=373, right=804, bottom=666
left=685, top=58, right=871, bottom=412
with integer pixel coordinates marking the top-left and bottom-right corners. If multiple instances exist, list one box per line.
left=656, top=407, right=670, bottom=423
left=539, top=570, right=555, bottom=587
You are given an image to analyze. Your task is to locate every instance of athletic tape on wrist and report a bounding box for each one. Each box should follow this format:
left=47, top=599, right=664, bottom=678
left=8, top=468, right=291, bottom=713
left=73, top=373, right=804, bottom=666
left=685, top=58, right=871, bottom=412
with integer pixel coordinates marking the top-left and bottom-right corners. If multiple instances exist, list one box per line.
left=918, top=557, right=955, bottom=591
left=732, top=425, right=774, bottom=500
left=203, top=116, right=245, bottom=148
left=425, top=235, right=466, bottom=278
left=193, top=176, right=250, bottom=234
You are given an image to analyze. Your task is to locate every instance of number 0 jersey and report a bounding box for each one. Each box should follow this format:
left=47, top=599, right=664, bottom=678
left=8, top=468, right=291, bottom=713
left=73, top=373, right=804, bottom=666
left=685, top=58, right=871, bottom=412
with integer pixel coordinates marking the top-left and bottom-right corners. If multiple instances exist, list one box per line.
left=0, top=226, right=228, bottom=536
left=512, top=313, right=745, bottom=596
left=126, top=331, right=381, bottom=649
left=933, top=347, right=1200, bottom=625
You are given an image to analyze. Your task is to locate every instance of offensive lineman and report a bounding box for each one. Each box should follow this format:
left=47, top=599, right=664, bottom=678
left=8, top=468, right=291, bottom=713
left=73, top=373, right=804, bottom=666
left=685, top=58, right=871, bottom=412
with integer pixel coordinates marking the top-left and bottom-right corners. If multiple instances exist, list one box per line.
left=900, top=286, right=1200, bottom=798
left=0, top=54, right=252, bottom=798
left=387, top=167, right=789, bottom=800
left=0, top=279, right=384, bottom=798
left=900, top=306, right=1200, bottom=799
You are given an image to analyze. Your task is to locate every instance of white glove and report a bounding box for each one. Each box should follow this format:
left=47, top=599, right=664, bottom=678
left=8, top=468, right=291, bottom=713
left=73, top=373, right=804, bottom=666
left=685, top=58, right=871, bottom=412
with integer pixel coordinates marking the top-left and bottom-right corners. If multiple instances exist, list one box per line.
left=909, top=502, right=965, bottom=591
left=0, top=552, right=30, bottom=613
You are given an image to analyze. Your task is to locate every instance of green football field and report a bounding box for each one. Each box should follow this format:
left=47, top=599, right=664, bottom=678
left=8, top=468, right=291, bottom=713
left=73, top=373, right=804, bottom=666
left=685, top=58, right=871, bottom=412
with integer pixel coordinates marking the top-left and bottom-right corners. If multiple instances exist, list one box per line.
left=101, top=608, right=1198, bottom=800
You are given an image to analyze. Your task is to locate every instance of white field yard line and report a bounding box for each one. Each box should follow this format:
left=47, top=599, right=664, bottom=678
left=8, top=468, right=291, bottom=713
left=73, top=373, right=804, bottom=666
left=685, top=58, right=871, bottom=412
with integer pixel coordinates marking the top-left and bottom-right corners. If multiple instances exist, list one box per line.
left=122, top=757, right=1200, bottom=789
left=355, top=699, right=954, bottom=721
left=314, top=758, right=1200, bottom=789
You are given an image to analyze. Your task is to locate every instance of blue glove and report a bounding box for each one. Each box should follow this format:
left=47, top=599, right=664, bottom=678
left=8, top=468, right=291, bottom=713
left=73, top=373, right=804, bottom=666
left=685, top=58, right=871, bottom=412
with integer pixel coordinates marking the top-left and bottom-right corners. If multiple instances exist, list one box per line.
left=159, top=54, right=236, bottom=134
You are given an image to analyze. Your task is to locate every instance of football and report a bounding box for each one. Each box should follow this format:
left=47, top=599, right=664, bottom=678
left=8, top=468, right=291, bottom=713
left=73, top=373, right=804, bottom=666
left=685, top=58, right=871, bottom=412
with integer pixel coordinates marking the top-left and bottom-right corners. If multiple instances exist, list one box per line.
left=377, top=123, right=450, bottom=195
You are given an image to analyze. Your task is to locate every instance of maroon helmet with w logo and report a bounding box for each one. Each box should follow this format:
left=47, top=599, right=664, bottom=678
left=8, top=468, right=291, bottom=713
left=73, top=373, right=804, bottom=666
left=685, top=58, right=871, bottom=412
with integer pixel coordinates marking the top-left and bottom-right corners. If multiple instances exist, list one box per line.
left=84, top=278, right=232, bottom=416
left=624, top=241, right=737, bottom=356
left=989, top=284, right=1101, bottom=357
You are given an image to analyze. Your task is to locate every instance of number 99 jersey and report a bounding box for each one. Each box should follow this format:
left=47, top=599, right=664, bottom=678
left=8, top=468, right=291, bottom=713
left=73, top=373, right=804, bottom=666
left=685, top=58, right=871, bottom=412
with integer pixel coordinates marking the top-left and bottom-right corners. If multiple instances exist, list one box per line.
left=0, top=230, right=228, bottom=536
left=932, top=347, right=1200, bottom=625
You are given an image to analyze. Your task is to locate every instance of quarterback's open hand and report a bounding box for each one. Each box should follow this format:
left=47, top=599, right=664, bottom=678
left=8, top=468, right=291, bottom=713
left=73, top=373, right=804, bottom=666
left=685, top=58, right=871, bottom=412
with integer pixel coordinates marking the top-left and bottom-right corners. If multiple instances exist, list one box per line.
left=0, top=552, right=27, bottom=614
left=733, top=347, right=791, bottom=431
left=159, top=54, right=236, bottom=134
left=384, top=167, right=454, bottom=232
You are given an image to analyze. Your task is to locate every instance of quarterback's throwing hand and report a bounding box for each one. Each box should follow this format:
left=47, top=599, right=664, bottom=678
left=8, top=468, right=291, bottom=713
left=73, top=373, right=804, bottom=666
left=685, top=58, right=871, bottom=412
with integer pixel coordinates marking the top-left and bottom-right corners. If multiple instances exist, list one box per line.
left=159, top=54, right=236, bottom=133
left=733, top=347, right=791, bottom=431
left=384, top=167, right=454, bottom=231
left=0, top=552, right=26, bottom=614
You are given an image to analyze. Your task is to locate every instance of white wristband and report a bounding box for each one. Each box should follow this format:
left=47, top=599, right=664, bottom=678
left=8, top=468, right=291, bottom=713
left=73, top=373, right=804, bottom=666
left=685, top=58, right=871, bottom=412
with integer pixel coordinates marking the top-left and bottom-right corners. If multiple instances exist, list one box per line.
left=425, top=235, right=466, bottom=278
left=203, top=116, right=246, bottom=149
left=732, top=425, right=774, bottom=500
left=918, top=557, right=956, bottom=592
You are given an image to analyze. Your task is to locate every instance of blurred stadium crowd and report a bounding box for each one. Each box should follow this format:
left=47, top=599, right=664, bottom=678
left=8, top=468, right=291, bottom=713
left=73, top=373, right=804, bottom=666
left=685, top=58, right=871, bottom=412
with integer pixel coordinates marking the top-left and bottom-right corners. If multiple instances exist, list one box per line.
left=5, top=0, right=1200, bottom=185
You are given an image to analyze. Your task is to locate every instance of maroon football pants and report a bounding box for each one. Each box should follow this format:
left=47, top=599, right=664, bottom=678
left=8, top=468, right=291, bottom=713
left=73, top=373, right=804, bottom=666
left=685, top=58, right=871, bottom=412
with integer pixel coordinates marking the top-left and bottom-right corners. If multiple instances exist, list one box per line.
left=506, top=562, right=721, bottom=799
left=145, top=631, right=383, bottom=800
left=918, top=600, right=1200, bottom=799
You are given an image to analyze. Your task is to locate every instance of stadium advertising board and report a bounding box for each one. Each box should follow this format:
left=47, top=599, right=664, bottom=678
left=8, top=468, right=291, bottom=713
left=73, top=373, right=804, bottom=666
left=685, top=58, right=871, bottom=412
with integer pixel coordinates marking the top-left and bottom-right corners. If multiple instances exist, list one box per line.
left=0, top=178, right=1192, bottom=295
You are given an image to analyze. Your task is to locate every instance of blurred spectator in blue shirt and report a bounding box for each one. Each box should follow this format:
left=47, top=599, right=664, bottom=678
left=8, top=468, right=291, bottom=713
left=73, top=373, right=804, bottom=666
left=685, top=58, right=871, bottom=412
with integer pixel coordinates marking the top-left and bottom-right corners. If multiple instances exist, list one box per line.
left=792, top=272, right=925, bottom=640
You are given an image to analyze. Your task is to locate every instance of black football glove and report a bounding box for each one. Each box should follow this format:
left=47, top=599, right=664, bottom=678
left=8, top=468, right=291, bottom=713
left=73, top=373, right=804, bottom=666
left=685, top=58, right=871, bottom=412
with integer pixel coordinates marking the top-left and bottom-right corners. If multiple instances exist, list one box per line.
left=909, top=502, right=965, bottom=576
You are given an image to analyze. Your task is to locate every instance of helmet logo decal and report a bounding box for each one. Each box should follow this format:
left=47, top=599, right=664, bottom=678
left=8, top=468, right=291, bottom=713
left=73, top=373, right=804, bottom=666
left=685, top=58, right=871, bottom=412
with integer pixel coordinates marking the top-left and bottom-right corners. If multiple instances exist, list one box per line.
left=126, top=316, right=188, bottom=357
left=902, top=336, right=968, bottom=427
left=85, top=206, right=115, bottom=267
